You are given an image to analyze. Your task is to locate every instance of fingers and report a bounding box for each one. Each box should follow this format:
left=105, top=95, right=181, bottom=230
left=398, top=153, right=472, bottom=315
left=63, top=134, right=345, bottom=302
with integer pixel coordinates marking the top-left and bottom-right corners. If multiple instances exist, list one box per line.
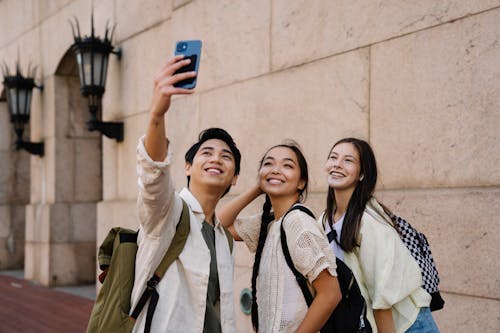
left=155, top=70, right=197, bottom=91
left=157, top=55, right=186, bottom=73
left=154, top=57, right=197, bottom=91
left=149, top=56, right=197, bottom=116
left=156, top=56, right=191, bottom=81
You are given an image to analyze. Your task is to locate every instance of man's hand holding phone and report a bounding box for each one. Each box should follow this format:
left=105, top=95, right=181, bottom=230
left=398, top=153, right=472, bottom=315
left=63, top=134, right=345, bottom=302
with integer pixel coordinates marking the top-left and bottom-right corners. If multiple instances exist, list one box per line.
left=149, top=55, right=197, bottom=118
left=149, top=39, right=202, bottom=118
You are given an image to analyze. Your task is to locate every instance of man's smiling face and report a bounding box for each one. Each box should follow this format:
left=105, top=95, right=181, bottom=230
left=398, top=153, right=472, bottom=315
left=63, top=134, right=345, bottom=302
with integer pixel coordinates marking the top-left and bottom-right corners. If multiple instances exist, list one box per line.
left=185, top=138, right=238, bottom=193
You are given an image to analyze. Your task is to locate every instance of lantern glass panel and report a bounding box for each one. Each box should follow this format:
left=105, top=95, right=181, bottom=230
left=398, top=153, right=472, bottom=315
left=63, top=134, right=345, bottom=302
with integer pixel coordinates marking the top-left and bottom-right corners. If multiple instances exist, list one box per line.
left=76, top=51, right=85, bottom=88
left=92, top=52, right=102, bottom=86
left=96, top=53, right=108, bottom=87
left=7, top=88, right=32, bottom=117
left=24, top=90, right=32, bottom=116
left=82, top=51, right=93, bottom=86
left=7, top=87, right=18, bottom=116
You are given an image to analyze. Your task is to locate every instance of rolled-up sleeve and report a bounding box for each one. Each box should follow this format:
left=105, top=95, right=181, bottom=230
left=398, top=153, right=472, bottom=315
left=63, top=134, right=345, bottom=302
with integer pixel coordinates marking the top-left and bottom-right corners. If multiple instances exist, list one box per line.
left=136, top=135, right=177, bottom=238
left=357, top=213, right=423, bottom=309
left=284, top=210, right=337, bottom=282
left=234, top=214, right=262, bottom=253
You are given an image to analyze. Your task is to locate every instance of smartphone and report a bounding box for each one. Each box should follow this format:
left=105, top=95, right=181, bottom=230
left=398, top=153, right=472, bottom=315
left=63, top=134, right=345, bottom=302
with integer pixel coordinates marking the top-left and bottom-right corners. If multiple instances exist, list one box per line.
left=173, top=40, right=202, bottom=89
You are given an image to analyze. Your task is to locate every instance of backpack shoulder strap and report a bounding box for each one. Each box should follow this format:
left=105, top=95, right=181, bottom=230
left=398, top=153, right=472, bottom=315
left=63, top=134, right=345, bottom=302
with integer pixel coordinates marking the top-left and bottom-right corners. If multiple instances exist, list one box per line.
left=154, top=199, right=190, bottom=278
left=130, top=198, right=191, bottom=330
left=280, top=204, right=315, bottom=306
left=284, top=204, right=315, bottom=220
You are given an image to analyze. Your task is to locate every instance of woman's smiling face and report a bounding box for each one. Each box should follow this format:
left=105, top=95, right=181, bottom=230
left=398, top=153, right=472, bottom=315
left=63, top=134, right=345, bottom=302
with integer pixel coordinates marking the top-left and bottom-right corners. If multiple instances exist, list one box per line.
left=324, top=142, right=362, bottom=192
left=259, top=146, right=305, bottom=199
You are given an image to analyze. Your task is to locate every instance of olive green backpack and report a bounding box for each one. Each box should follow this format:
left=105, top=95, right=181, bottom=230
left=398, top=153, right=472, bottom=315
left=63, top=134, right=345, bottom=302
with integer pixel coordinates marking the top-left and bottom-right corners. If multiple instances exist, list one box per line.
left=86, top=199, right=234, bottom=333
left=86, top=200, right=190, bottom=333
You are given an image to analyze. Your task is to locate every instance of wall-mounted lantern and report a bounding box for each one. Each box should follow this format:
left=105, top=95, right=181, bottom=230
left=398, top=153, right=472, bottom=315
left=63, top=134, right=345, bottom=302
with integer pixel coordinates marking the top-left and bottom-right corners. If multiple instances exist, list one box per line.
left=2, top=64, right=44, bottom=156
left=70, top=16, right=123, bottom=142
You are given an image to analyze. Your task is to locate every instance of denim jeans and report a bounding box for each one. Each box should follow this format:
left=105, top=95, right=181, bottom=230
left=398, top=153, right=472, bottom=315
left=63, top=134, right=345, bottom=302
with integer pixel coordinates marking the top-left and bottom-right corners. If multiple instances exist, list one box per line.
left=405, top=307, right=440, bottom=333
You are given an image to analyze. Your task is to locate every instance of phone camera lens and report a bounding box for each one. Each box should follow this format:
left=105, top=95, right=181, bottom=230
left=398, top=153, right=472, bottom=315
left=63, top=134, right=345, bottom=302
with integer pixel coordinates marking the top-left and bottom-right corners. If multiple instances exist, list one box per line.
left=177, top=42, right=187, bottom=52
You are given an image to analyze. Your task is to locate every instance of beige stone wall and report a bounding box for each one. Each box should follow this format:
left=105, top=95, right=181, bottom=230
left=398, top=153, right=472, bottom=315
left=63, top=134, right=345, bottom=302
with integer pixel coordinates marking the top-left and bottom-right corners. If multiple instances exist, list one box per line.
left=1, top=0, right=499, bottom=331
left=0, top=101, right=29, bottom=270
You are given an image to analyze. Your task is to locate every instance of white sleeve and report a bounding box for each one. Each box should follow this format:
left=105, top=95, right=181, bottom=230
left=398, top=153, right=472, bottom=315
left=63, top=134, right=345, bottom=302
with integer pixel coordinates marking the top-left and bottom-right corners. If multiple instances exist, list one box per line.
left=234, top=213, right=263, bottom=253
left=284, top=210, right=338, bottom=282
left=357, top=212, right=423, bottom=309
left=136, top=135, right=178, bottom=238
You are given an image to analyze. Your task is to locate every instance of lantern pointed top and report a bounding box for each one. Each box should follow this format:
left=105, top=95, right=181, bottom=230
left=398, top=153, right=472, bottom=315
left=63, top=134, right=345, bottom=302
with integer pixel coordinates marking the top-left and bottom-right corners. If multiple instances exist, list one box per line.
left=69, top=16, right=82, bottom=43
left=2, top=61, right=10, bottom=77
left=69, top=15, right=116, bottom=47
left=91, top=11, right=95, bottom=38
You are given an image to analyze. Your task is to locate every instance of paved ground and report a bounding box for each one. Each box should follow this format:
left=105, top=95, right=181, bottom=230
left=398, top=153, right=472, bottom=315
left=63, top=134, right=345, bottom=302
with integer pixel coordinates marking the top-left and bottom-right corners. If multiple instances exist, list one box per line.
left=0, top=273, right=95, bottom=332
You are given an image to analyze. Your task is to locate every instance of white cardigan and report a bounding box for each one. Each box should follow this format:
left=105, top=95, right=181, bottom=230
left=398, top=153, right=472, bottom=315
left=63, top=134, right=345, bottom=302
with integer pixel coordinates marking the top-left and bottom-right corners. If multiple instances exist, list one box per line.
left=131, top=136, right=236, bottom=333
left=235, top=209, right=337, bottom=332
left=319, top=198, right=430, bottom=333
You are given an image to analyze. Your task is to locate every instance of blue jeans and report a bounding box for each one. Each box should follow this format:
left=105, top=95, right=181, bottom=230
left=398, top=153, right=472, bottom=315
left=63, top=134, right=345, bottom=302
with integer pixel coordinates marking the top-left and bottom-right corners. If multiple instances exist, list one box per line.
left=405, top=307, right=440, bottom=333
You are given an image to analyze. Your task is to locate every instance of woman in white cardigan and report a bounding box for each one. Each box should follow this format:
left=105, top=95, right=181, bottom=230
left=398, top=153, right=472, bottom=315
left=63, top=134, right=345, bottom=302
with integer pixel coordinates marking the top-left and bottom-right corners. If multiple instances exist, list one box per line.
left=320, top=137, right=439, bottom=333
left=219, top=141, right=341, bottom=332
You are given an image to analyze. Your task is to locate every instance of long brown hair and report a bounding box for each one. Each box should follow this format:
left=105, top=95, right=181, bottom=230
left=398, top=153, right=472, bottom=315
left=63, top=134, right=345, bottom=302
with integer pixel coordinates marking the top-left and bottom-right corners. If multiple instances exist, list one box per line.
left=325, top=138, right=377, bottom=252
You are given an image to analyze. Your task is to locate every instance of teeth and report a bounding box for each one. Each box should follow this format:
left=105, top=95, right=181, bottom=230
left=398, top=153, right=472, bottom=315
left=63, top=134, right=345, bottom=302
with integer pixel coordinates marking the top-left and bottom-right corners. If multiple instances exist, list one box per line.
left=206, top=168, right=222, bottom=174
left=268, top=179, right=283, bottom=185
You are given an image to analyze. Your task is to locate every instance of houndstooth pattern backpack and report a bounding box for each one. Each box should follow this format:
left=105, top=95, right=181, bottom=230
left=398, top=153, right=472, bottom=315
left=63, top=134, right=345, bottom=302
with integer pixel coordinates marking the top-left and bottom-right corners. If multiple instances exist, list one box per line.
left=387, top=212, right=445, bottom=311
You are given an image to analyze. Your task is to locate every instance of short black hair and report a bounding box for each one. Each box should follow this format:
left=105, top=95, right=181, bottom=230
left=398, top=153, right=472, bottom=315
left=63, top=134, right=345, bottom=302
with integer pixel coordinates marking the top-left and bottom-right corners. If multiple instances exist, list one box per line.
left=184, top=128, right=241, bottom=196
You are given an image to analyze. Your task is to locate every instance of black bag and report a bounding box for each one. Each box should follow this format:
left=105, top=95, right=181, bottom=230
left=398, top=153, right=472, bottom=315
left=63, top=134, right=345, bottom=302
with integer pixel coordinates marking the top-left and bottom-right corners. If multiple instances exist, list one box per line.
left=280, top=205, right=372, bottom=333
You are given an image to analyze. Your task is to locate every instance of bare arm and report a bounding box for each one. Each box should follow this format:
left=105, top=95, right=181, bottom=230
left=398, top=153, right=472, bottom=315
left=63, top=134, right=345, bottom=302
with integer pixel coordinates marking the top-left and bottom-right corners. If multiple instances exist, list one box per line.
left=218, top=184, right=263, bottom=240
left=295, top=270, right=341, bottom=333
left=144, top=55, right=197, bottom=161
left=373, top=309, right=395, bottom=333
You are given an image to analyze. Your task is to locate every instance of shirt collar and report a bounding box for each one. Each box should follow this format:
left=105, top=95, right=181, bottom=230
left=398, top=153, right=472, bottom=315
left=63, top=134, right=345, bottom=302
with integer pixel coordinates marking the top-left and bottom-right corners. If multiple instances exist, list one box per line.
left=179, top=187, right=222, bottom=228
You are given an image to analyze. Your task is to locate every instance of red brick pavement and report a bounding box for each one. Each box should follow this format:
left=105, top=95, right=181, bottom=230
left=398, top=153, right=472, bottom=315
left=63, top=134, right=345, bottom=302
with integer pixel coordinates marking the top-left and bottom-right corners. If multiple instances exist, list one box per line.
left=0, top=275, right=94, bottom=333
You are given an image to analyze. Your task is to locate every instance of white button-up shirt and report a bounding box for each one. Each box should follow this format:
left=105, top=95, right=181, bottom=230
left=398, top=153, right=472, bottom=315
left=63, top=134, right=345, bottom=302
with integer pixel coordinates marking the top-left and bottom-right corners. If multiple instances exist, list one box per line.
left=131, top=136, right=236, bottom=333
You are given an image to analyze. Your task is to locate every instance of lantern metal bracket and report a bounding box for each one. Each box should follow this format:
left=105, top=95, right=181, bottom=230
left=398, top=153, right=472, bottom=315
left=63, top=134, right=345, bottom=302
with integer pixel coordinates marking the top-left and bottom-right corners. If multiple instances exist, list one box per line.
left=15, top=140, right=44, bottom=157
left=112, top=47, right=122, bottom=60
left=86, top=119, right=123, bottom=142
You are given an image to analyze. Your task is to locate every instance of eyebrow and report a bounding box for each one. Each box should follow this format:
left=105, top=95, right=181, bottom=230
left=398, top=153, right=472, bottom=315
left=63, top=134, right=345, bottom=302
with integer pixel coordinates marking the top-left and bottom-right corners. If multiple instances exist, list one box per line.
left=331, top=152, right=359, bottom=160
left=263, top=156, right=297, bottom=164
left=200, top=146, right=234, bottom=156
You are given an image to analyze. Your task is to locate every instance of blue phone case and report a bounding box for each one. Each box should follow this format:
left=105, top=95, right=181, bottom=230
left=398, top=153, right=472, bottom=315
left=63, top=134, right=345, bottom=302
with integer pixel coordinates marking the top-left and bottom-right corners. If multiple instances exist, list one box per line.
left=173, top=40, right=202, bottom=89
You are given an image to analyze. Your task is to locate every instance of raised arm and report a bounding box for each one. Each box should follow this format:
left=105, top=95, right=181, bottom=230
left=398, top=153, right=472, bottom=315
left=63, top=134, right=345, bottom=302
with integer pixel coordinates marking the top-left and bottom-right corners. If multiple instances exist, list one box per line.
left=218, top=184, right=263, bottom=241
left=136, top=56, right=197, bottom=237
left=145, top=55, right=196, bottom=161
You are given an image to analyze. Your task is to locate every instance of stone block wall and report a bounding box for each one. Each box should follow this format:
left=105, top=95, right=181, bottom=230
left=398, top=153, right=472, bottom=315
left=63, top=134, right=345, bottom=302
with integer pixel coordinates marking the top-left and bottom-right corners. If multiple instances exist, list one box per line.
left=0, top=93, right=29, bottom=270
left=1, top=0, right=499, bottom=331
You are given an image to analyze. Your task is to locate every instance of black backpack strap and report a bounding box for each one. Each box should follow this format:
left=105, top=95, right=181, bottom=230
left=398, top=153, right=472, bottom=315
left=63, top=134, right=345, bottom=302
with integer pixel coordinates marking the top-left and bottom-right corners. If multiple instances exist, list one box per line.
left=130, top=199, right=190, bottom=332
left=280, top=204, right=315, bottom=306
